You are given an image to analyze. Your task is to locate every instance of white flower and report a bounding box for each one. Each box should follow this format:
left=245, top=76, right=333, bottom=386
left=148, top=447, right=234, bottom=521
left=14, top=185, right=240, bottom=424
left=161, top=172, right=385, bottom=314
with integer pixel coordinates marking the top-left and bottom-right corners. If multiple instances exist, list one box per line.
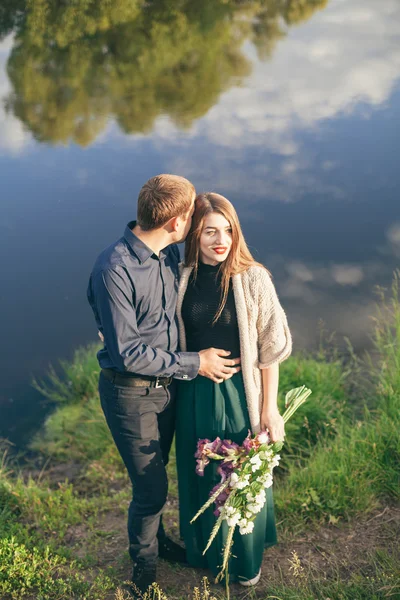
left=226, top=512, right=241, bottom=527
left=255, top=491, right=266, bottom=505
left=247, top=503, right=263, bottom=514
left=230, top=472, right=249, bottom=490
left=250, top=455, right=262, bottom=466
left=236, top=479, right=248, bottom=490
left=259, top=449, right=273, bottom=461
left=271, top=455, right=281, bottom=468
left=225, top=505, right=236, bottom=515
left=239, top=521, right=255, bottom=535
left=246, top=492, right=254, bottom=502
left=230, top=472, right=239, bottom=485
left=245, top=511, right=252, bottom=519
left=257, top=431, right=269, bottom=444
left=238, top=518, right=248, bottom=528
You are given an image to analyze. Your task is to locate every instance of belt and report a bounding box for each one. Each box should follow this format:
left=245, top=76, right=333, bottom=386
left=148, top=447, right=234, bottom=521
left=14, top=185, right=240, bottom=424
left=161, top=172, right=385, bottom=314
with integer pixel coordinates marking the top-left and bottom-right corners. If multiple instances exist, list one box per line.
left=101, top=368, right=172, bottom=388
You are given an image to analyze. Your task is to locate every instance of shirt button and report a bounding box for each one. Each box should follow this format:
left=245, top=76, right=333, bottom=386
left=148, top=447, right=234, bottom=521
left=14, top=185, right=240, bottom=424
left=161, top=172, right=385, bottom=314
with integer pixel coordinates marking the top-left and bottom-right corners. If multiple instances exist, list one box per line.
left=182, top=375, right=188, bottom=379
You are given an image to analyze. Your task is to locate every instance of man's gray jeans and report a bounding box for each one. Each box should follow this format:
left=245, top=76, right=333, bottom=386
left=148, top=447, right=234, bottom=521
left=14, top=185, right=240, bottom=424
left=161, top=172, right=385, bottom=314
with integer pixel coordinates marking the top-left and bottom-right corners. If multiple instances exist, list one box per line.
left=99, top=372, right=176, bottom=566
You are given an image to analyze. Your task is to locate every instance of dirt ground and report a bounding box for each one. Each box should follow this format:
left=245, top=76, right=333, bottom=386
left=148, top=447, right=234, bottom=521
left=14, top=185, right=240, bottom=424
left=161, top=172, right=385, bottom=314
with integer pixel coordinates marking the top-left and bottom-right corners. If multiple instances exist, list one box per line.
left=65, top=493, right=400, bottom=598
left=23, top=460, right=399, bottom=599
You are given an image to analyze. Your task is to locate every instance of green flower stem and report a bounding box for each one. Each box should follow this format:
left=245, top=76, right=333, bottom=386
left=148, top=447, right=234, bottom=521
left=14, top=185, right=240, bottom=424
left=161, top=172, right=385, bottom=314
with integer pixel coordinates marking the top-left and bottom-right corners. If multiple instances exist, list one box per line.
left=282, top=386, right=312, bottom=423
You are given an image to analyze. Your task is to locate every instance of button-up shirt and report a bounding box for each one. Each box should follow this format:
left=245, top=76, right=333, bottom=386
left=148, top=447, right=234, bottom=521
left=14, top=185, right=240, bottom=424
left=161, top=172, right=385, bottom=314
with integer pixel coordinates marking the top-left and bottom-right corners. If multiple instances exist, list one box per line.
left=87, top=221, right=200, bottom=380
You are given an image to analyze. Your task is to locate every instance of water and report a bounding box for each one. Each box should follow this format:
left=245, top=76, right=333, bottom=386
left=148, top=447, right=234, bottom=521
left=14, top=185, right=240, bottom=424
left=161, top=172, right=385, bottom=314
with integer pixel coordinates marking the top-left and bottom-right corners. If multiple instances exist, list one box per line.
left=1, top=0, right=400, bottom=445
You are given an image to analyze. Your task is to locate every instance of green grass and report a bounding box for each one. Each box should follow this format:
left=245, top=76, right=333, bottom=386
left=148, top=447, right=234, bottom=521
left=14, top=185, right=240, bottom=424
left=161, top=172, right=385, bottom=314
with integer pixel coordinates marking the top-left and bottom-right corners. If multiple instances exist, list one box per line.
left=0, top=536, right=115, bottom=600
left=277, top=349, right=349, bottom=470
left=0, top=272, right=399, bottom=598
left=275, top=273, right=400, bottom=529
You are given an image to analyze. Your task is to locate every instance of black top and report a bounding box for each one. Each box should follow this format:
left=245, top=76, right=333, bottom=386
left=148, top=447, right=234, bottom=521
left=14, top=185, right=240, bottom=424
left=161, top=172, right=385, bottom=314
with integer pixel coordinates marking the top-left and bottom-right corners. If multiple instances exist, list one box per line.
left=87, top=221, right=200, bottom=379
left=182, top=262, right=241, bottom=357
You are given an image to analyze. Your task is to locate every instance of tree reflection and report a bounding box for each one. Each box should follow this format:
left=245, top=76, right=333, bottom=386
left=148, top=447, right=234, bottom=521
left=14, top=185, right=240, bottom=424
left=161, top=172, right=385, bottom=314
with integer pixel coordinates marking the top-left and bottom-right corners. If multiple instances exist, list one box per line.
left=3, top=0, right=328, bottom=146
left=0, top=1, right=25, bottom=41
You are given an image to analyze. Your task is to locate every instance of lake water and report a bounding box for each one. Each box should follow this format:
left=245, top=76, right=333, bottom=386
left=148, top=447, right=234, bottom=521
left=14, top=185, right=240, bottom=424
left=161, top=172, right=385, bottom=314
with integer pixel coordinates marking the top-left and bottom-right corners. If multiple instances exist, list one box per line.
left=1, top=0, right=400, bottom=445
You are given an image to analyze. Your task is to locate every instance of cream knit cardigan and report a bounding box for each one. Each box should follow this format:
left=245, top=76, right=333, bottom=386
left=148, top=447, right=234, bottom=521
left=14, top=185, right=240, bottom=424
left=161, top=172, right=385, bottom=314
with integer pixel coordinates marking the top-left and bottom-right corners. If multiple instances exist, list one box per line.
left=176, top=265, right=292, bottom=433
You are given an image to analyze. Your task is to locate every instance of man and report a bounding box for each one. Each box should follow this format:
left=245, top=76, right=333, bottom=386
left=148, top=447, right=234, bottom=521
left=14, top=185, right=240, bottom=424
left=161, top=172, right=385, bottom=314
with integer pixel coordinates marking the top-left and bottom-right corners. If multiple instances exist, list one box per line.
left=87, top=174, right=241, bottom=594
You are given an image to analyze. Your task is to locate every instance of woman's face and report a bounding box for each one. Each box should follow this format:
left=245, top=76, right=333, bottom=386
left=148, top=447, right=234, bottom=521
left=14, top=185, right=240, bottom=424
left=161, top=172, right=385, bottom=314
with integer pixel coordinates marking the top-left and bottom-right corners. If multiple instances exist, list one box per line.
left=199, top=212, right=233, bottom=265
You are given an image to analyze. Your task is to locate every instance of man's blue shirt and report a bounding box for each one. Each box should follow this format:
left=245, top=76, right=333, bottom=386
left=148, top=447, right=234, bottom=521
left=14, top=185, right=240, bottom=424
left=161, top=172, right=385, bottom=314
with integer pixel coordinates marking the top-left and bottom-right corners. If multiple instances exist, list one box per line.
left=87, top=221, right=200, bottom=380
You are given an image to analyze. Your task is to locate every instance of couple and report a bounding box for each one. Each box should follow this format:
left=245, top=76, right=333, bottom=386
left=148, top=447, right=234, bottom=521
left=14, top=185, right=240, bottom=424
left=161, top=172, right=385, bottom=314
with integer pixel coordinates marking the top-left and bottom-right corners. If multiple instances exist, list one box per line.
left=87, top=174, right=292, bottom=593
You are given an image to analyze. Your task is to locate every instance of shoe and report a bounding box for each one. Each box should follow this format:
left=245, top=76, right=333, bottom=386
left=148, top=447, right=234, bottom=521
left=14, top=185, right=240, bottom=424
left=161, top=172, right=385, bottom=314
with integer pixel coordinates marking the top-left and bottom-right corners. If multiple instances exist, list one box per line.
left=158, top=535, right=188, bottom=564
left=238, top=569, right=261, bottom=587
left=130, top=563, right=157, bottom=596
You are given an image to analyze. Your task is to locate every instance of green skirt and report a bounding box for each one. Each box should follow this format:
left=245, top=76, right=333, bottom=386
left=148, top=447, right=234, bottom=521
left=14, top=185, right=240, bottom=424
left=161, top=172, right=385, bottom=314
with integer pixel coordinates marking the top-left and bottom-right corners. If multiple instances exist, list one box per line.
left=175, top=372, right=277, bottom=584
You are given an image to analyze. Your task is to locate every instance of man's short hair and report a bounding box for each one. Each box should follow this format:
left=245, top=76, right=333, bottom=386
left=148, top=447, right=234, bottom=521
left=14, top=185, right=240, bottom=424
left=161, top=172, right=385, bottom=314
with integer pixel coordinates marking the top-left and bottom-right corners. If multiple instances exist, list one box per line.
left=137, top=174, right=195, bottom=231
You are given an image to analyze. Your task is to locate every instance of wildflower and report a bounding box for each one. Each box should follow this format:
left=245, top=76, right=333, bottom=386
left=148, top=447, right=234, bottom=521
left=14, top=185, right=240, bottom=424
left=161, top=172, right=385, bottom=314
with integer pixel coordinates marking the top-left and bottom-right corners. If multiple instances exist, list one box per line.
left=229, top=472, right=239, bottom=486
left=235, top=478, right=249, bottom=490
left=242, top=432, right=257, bottom=453
left=226, top=512, right=241, bottom=527
left=217, top=460, right=235, bottom=482
left=225, top=506, right=236, bottom=516
left=256, top=431, right=269, bottom=444
left=195, top=437, right=225, bottom=475
left=239, top=521, right=255, bottom=535
left=248, top=503, right=262, bottom=514
left=220, top=439, right=240, bottom=456
left=261, top=475, right=273, bottom=488
left=250, top=454, right=262, bottom=472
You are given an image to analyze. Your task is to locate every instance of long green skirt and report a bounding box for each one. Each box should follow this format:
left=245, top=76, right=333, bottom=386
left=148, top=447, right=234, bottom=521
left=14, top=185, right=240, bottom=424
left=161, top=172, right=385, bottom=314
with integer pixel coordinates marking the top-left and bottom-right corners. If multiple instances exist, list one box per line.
left=175, top=372, right=277, bottom=584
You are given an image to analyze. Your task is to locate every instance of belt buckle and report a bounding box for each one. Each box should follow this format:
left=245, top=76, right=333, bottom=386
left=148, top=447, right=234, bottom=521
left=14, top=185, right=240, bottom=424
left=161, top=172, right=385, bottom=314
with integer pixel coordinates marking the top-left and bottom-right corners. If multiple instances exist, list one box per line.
left=155, top=377, right=163, bottom=389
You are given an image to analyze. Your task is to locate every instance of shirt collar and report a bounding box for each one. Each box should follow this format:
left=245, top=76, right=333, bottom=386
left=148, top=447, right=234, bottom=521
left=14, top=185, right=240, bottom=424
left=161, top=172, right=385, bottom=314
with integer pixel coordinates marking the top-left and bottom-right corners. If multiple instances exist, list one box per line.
left=124, top=221, right=167, bottom=263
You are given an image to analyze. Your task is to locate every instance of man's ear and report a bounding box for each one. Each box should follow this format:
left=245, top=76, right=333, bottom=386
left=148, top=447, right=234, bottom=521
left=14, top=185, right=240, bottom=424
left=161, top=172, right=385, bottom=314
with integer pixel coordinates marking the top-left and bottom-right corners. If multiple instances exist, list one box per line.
left=169, top=216, right=180, bottom=232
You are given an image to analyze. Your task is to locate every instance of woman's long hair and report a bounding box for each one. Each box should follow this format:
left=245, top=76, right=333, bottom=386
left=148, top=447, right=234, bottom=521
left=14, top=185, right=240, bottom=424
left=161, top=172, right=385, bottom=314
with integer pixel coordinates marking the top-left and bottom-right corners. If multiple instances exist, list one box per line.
left=184, top=192, right=269, bottom=323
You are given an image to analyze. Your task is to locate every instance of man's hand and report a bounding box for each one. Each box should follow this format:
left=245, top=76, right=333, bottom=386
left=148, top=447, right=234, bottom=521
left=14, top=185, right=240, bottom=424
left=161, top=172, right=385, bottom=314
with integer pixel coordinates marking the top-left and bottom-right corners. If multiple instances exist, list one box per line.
left=198, top=348, right=241, bottom=383
left=260, top=409, right=285, bottom=442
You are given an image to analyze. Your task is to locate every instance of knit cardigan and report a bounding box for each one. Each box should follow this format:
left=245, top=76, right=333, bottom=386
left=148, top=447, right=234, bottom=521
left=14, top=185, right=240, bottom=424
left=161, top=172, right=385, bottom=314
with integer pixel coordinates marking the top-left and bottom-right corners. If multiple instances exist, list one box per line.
left=176, top=265, right=292, bottom=433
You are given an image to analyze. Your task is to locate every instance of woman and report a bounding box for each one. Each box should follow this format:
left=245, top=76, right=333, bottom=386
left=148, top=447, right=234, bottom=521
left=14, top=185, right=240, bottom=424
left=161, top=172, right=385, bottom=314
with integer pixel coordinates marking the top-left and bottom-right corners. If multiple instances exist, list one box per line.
left=175, top=193, right=292, bottom=586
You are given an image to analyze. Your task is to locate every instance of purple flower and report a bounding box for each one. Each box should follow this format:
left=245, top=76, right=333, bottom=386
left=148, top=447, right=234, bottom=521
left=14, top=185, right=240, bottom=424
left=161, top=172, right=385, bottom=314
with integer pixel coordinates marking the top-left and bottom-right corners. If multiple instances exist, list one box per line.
left=219, top=439, right=240, bottom=456
left=195, top=456, right=210, bottom=476
left=217, top=461, right=235, bottom=481
left=242, top=431, right=256, bottom=453
left=195, top=438, right=211, bottom=459
left=195, top=437, right=222, bottom=459
left=215, top=490, right=229, bottom=504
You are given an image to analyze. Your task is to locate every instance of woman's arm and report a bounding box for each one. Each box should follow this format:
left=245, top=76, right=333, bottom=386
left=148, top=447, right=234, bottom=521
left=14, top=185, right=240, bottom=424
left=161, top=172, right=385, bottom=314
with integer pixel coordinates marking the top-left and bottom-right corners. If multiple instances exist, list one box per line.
left=261, top=363, right=285, bottom=442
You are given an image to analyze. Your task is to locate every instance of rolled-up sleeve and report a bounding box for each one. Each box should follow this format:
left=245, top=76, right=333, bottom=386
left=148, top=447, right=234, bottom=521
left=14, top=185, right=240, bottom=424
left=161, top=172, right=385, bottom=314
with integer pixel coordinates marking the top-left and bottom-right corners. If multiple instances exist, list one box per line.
left=91, top=267, right=199, bottom=378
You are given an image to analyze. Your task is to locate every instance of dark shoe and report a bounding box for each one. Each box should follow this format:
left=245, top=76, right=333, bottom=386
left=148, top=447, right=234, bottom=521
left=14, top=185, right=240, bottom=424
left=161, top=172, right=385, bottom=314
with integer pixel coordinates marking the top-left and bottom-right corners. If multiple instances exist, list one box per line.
left=158, top=536, right=188, bottom=564
left=130, top=563, right=157, bottom=597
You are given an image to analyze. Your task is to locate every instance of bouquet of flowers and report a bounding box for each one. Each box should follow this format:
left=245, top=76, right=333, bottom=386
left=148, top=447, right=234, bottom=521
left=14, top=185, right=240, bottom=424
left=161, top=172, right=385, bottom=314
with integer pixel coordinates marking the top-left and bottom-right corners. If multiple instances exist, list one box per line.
left=190, top=385, right=312, bottom=583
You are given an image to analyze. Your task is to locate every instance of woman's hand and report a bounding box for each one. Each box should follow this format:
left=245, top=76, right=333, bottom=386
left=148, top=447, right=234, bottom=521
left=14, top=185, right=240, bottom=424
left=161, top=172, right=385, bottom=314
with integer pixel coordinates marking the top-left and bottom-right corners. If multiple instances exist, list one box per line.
left=261, top=409, right=285, bottom=442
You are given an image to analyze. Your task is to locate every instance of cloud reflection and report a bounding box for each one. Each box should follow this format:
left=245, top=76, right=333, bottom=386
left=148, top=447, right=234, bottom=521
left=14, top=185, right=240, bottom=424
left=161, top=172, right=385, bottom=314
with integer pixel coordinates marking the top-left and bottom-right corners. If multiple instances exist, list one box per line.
left=147, top=0, right=400, bottom=198
left=271, top=254, right=397, bottom=350
left=0, top=36, right=30, bottom=154
left=380, top=222, right=400, bottom=259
